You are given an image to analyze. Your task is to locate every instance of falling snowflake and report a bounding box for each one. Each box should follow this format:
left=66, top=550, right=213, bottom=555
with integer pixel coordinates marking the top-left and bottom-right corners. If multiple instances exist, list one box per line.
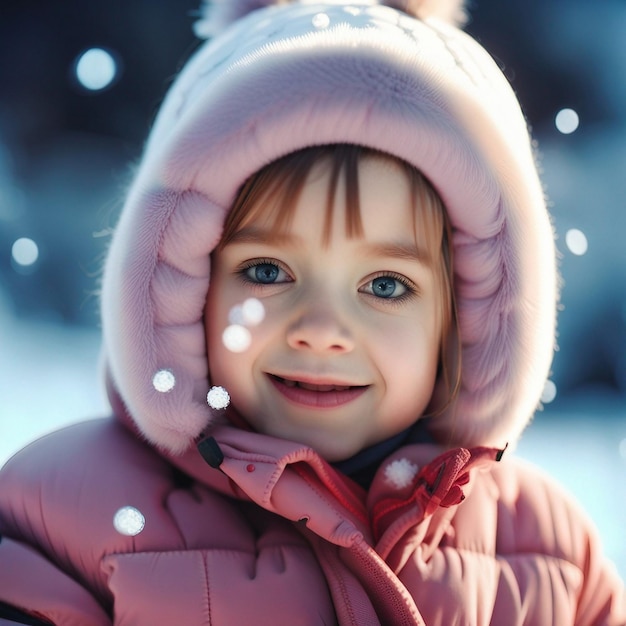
left=207, top=385, right=230, bottom=410
left=384, top=458, right=419, bottom=490
left=152, top=369, right=176, bottom=393
left=113, top=506, right=146, bottom=536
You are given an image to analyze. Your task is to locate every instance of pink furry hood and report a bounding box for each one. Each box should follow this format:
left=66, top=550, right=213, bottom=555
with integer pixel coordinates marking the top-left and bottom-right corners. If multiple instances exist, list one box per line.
left=101, top=0, right=557, bottom=454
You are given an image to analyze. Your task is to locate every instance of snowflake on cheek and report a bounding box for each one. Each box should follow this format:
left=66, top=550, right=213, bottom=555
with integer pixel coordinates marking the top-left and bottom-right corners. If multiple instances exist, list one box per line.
left=384, top=458, right=419, bottom=490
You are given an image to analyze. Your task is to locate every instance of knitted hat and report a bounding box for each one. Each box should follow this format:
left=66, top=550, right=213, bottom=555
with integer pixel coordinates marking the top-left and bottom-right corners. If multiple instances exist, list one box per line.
left=101, top=0, right=557, bottom=454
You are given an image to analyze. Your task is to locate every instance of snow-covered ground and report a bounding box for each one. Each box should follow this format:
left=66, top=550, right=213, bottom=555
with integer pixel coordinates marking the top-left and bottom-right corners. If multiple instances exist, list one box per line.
left=1, top=296, right=624, bottom=581
left=0, top=307, right=107, bottom=465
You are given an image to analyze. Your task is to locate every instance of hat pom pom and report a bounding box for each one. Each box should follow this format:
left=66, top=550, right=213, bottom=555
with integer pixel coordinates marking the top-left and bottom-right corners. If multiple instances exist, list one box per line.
left=193, top=0, right=467, bottom=39
left=383, top=0, right=467, bottom=26
left=193, top=0, right=277, bottom=39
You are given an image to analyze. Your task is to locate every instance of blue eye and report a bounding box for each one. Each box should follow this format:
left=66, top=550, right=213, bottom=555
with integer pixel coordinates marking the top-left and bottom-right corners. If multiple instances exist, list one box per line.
left=371, top=276, right=405, bottom=298
left=242, top=261, right=291, bottom=285
left=253, top=263, right=279, bottom=283
left=361, top=274, right=413, bottom=300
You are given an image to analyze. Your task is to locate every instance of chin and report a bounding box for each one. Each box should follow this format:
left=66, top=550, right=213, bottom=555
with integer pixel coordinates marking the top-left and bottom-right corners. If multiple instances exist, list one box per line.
left=313, top=441, right=363, bottom=463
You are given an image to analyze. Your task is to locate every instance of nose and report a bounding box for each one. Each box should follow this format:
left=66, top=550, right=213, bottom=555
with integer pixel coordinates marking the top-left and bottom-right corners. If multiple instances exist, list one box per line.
left=286, top=303, right=355, bottom=354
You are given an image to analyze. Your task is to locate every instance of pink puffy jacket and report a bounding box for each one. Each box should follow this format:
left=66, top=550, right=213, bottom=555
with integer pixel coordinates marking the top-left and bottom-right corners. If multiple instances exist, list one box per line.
left=0, top=415, right=625, bottom=625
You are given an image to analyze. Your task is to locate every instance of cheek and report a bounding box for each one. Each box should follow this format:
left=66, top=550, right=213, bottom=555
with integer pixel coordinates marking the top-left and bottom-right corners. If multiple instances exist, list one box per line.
left=375, top=315, right=440, bottom=383
left=205, top=281, right=237, bottom=381
left=204, top=288, right=271, bottom=388
left=205, top=318, right=252, bottom=410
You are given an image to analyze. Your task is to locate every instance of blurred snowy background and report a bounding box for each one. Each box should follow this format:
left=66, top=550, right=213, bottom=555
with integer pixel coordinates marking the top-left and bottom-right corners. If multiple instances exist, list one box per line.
left=0, top=0, right=624, bottom=579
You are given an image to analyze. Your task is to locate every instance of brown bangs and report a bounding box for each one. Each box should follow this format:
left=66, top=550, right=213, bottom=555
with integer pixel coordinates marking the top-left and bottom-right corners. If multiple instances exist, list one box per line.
left=219, top=145, right=448, bottom=263
left=217, top=144, right=367, bottom=250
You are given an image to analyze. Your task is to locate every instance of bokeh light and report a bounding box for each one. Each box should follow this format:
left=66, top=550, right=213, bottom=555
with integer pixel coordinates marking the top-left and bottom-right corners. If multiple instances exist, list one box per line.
left=11, top=237, right=39, bottom=268
left=228, top=304, right=245, bottom=326
left=312, top=13, right=331, bottom=29
left=74, top=48, right=118, bottom=91
left=565, top=228, right=588, bottom=256
left=228, top=298, right=265, bottom=327
left=241, top=298, right=265, bottom=326
left=541, top=379, right=557, bottom=404
left=555, top=108, right=580, bottom=134
left=222, top=324, right=252, bottom=353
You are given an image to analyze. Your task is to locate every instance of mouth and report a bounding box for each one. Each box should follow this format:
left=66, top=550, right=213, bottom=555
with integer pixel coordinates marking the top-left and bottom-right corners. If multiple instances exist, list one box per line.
left=267, top=374, right=369, bottom=408
left=272, top=375, right=354, bottom=392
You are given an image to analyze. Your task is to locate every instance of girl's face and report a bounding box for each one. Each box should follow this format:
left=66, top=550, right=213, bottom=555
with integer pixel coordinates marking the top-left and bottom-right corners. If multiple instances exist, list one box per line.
left=205, top=155, right=443, bottom=461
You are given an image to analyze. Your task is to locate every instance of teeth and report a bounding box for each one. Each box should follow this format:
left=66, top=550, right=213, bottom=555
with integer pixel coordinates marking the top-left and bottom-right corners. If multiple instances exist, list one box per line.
left=277, top=376, right=350, bottom=392
left=300, top=382, right=330, bottom=391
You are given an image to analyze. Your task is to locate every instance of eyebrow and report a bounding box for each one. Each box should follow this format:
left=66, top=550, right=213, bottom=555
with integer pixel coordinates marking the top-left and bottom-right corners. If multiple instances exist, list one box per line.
left=226, top=226, right=303, bottom=247
left=226, top=227, right=430, bottom=265
left=360, top=241, right=431, bottom=266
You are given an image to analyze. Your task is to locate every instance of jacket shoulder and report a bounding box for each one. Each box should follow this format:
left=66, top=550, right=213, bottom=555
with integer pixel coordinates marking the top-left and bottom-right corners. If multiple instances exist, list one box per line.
left=0, top=420, right=338, bottom=624
left=442, top=454, right=605, bottom=567
left=0, top=418, right=177, bottom=542
left=0, top=420, right=186, bottom=598
left=485, top=456, right=625, bottom=623
left=488, top=455, right=598, bottom=558
left=396, top=452, right=625, bottom=624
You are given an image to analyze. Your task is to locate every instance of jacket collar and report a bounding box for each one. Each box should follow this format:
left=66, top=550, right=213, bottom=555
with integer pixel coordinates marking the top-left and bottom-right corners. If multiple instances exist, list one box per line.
left=183, top=424, right=504, bottom=551
left=118, top=404, right=504, bottom=554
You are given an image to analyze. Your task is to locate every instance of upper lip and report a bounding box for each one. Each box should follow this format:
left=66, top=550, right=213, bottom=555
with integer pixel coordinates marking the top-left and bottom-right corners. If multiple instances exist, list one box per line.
left=267, top=373, right=368, bottom=390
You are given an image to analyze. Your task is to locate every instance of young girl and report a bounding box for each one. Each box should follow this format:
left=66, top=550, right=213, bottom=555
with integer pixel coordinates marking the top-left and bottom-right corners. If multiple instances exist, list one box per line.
left=0, top=1, right=624, bottom=624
